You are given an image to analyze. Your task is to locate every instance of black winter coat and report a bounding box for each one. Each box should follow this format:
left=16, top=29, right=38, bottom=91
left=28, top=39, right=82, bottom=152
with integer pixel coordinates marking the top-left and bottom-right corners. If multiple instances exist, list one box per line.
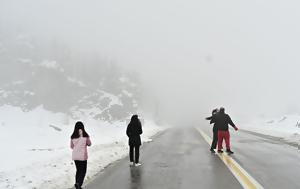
left=211, top=113, right=236, bottom=131
left=206, top=116, right=218, bottom=132
left=126, top=120, right=143, bottom=146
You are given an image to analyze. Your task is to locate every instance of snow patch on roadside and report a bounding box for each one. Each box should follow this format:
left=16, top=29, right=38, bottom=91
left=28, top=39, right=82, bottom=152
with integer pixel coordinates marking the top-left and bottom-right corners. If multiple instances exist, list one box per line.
left=243, top=114, right=300, bottom=148
left=0, top=105, right=165, bottom=189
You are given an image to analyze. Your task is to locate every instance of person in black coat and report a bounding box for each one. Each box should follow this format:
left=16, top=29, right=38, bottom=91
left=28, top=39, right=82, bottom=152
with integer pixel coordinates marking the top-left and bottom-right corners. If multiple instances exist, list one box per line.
left=126, top=115, right=143, bottom=166
left=205, top=108, right=219, bottom=153
left=210, top=107, right=238, bottom=154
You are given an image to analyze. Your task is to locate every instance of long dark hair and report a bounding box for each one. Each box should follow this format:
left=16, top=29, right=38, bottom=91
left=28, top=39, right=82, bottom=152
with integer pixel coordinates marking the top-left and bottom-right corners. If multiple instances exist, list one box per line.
left=71, top=121, right=90, bottom=139
left=129, top=115, right=140, bottom=125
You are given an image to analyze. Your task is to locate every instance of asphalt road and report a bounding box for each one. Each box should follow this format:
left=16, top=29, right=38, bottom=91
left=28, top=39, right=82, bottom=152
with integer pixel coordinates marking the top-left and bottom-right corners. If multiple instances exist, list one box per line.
left=228, top=128, right=300, bottom=188
left=86, top=126, right=300, bottom=189
left=86, top=127, right=242, bottom=189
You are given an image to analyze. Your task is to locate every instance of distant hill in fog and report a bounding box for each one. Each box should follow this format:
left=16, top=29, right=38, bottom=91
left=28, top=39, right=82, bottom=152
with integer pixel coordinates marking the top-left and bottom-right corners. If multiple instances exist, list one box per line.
left=0, top=33, right=141, bottom=122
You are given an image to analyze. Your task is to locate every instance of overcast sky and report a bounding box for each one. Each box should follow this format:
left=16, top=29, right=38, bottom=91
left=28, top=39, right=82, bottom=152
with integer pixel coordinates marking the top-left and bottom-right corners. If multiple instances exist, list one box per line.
left=1, top=0, right=300, bottom=124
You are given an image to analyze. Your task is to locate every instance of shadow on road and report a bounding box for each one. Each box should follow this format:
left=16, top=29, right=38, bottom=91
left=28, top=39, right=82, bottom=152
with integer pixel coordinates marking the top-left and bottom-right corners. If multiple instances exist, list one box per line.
left=130, top=167, right=143, bottom=189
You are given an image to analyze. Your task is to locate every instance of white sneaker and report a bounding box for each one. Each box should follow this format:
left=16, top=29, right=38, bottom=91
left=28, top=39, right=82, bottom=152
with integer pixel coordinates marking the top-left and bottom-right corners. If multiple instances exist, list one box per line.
left=130, top=162, right=134, bottom=166
left=135, top=163, right=142, bottom=167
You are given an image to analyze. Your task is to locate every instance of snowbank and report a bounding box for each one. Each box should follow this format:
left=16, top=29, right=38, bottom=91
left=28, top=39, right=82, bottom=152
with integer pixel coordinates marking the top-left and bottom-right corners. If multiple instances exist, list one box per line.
left=242, top=114, right=300, bottom=148
left=0, top=105, right=164, bottom=189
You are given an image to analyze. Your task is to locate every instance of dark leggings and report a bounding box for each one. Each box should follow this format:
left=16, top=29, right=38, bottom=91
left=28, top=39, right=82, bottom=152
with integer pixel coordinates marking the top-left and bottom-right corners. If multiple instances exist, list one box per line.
left=129, top=145, right=140, bottom=163
left=74, top=160, right=87, bottom=187
left=211, top=129, right=218, bottom=150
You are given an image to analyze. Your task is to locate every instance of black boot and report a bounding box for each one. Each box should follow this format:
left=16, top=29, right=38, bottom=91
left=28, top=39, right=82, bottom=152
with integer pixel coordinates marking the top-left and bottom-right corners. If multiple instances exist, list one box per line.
left=226, top=149, right=234, bottom=154
left=210, top=148, right=215, bottom=153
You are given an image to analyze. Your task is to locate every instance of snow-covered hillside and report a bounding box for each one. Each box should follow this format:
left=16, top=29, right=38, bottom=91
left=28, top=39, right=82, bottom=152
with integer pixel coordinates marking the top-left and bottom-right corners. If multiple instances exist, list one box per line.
left=0, top=105, right=164, bottom=189
left=243, top=115, right=300, bottom=148
left=0, top=33, right=141, bottom=122
left=0, top=33, right=164, bottom=188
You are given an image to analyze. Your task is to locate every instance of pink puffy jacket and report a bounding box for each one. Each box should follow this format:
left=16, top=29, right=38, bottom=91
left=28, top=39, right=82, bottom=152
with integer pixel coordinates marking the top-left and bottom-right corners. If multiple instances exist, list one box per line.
left=70, top=137, right=92, bottom=161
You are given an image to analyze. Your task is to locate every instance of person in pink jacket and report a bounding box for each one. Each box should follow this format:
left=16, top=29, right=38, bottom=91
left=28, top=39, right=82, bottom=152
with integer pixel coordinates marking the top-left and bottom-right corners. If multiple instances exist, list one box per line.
left=70, top=121, right=92, bottom=189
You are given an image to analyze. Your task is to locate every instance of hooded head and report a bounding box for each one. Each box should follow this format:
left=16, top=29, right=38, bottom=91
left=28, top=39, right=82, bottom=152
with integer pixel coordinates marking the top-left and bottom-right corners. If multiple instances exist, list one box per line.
left=212, top=108, right=219, bottom=115
left=219, top=107, right=225, bottom=114
left=131, top=114, right=139, bottom=122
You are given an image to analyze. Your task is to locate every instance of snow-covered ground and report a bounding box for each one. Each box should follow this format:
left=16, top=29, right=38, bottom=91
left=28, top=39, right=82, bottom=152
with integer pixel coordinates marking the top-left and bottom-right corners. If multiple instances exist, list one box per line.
left=0, top=105, right=165, bottom=189
left=242, top=115, right=300, bottom=148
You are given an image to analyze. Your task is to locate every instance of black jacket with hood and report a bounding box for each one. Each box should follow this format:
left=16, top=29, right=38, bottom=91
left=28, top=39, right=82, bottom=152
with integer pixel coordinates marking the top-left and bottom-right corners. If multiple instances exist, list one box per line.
left=126, top=118, right=143, bottom=146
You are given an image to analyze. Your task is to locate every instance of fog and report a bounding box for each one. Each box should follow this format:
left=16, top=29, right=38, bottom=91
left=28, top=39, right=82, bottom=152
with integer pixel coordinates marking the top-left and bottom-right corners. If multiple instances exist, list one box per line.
left=1, top=0, right=300, bottom=125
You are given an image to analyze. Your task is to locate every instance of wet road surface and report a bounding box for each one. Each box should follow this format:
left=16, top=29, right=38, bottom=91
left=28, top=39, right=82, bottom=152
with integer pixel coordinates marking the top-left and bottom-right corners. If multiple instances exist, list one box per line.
left=229, top=128, right=300, bottom=188
left=86, top=126, right=300, bottom=189
left=87, top=127, right=242, bottom=189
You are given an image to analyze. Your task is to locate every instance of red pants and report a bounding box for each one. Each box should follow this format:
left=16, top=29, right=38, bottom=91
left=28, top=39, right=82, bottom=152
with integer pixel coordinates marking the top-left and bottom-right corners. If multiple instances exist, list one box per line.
left=217, top=131, right=230, bottom=150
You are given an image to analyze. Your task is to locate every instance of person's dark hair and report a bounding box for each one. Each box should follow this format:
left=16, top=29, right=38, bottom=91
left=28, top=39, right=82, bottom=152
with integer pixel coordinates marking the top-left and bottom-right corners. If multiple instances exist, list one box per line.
left=71, top=121, right=90, bottom=139
left=219, top=107, right=225, bottom=113
left=212, top=108, right=218, bottom=115
left=129, top=114, right=140, bottom=125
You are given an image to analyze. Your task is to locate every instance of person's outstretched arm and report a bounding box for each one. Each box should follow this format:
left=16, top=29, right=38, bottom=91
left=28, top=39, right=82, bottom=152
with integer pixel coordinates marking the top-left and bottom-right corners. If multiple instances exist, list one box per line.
left=205, top=116, right=212, bottom=120
left=228, top=115, right=238, bottom=131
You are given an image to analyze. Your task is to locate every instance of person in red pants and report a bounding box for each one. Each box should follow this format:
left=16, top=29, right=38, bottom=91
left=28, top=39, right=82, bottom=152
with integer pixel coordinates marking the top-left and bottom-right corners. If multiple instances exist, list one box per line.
left=211, top=107, right=238, bottom=154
